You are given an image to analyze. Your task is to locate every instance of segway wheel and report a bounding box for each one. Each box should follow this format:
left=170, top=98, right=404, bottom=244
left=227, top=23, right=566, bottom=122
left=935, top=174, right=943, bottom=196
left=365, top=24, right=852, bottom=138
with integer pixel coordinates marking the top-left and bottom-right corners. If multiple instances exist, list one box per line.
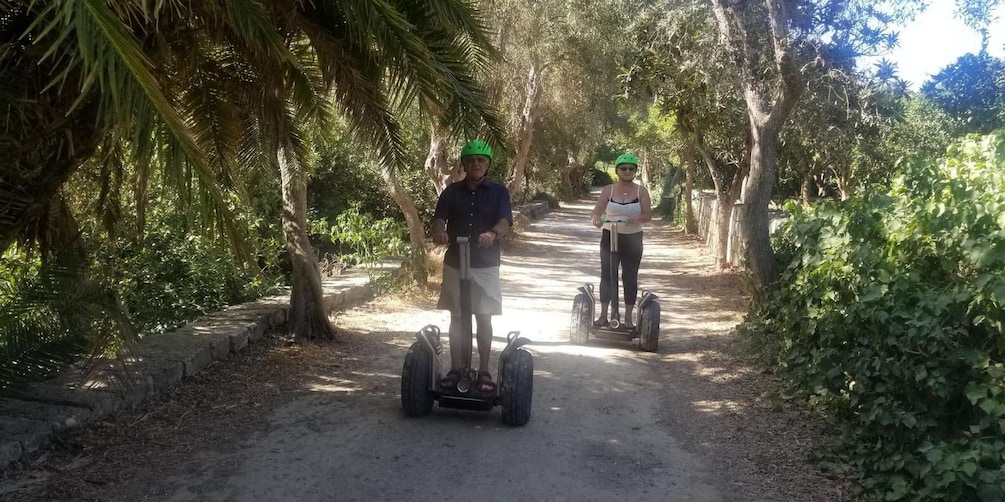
left=570, top=293, right=590, bottom=344
left=501, top=348, right=533, bottom=426
left=401, top=341, right=434, bottom=417
left=639, top=301, right=661, bottom=352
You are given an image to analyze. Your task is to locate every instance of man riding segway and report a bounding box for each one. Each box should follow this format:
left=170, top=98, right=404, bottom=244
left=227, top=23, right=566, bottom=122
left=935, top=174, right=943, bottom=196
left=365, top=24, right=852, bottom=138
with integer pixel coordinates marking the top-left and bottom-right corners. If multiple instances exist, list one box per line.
left=432, top=140, right=512, bottom=394
left=401, top=140, right=533, bottom=426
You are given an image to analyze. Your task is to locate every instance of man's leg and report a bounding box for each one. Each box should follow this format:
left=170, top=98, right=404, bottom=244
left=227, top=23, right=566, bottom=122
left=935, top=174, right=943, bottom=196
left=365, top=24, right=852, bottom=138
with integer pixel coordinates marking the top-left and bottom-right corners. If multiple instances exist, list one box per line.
left=448, top=315, right=465, bottom=370
left=438, top=264, right=466, bottom=387
left=474, top=314, right=495, bottom=392
left=474, top=314, right=493, bottom=374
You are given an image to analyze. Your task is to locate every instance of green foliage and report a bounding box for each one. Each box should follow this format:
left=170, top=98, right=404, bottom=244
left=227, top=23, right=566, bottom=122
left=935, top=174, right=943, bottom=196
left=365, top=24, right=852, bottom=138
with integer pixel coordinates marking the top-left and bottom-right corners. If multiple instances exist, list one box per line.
left=310, top=124, right=404, bottom=221
left=922, top=52, right=1005, bottom=135
left=880, top=95, right=958, bottom=171
left=657, top=168, right=684, bottom=222
left=590, top=164, right=615, bottom=186
left=0, top=249, right=136, bottom=392
left=740, top=132, right=1005, bottom=500
left=101, top=224, right=278, bottom=335
left=311, top=203, right=408, bottom=269
left=530, top=192, right=560, bottom=209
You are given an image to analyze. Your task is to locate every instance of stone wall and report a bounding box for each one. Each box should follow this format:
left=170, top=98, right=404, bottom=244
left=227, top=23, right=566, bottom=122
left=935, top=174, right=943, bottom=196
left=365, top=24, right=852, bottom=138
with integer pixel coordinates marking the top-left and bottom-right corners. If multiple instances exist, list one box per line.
left=691, top=191, right=788, bottom=267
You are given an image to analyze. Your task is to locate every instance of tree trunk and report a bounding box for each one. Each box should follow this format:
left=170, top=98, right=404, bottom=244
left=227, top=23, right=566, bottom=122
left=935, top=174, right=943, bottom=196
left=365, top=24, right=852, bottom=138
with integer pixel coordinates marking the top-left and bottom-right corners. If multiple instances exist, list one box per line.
left=507, top=62, right=545, bottom=201
left=424, top=117, right=461, bottom=195
left=711, top=0, right=803, bottom=294
left=278, top=147, right=337, bottom=341
left=737, top=122, right=779, bottom=290
left=640, top=149, right=652, bottom=192
left=800, top=170, right=814, bottom=207
left=0, top=99, right=102, bottom=254
left=380, top=164, right=428, bottom=284
left=834, top=168, right=852, bottom=201
left=560, top=152, right=577, bottom=198
left=682, top=143, right=698, bottom=234
left=694, top=138, right=743, bottom=269
left=35, top=191, right=88, bottom=265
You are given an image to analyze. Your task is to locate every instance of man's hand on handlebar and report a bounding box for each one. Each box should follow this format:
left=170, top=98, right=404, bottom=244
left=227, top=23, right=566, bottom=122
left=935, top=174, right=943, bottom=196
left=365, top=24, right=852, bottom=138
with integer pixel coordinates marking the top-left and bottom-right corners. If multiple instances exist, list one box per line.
left=433, top=230, right=495, bottom=247
left=478, top=231, right=496, bottom=248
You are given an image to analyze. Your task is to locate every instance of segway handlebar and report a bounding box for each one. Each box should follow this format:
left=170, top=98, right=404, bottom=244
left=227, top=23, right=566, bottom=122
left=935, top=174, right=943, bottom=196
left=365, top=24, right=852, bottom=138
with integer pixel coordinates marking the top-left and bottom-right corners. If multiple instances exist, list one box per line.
left=600, top=216, right=629, bottom=224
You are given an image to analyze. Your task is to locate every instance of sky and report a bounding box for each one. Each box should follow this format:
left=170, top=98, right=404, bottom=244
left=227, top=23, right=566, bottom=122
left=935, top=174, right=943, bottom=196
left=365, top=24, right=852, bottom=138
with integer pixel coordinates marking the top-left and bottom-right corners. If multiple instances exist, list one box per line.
left=873, top=0, right=1005, bottom=89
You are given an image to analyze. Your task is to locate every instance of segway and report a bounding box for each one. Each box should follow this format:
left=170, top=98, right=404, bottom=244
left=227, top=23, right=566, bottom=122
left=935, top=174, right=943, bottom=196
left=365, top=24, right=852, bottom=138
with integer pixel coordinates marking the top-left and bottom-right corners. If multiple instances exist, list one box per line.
left=571, top=216, right=660, bottom=352
left=401, top=236, right=534, bottom=425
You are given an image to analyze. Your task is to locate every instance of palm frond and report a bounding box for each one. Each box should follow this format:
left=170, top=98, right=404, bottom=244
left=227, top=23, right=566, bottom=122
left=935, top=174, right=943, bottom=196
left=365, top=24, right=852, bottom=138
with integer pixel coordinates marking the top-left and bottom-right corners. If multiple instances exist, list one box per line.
left=0, top=251, right=136, bottom=393
left=27, top=0, right=253, bottom=266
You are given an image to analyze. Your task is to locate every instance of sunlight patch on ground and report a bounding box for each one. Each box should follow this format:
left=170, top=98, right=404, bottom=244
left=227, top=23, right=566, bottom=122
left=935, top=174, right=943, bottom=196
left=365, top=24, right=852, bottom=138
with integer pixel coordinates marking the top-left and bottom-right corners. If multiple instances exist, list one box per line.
left=692, top=399, right=745, bottom=415
left=660, top=352, right=753, bottom=383
left=386, top=338, right=417, bottom=349
left=526, top=343, right=645, bottom=367
left=306, top=375, right=362, bottom=393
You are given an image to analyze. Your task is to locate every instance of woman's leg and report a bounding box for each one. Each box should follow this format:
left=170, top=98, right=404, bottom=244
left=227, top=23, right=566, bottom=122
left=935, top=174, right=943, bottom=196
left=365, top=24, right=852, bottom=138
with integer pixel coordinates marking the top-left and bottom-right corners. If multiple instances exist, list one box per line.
left=597, top=230, right=612, bottom=322
left=620, top=232, right=644, bottom=326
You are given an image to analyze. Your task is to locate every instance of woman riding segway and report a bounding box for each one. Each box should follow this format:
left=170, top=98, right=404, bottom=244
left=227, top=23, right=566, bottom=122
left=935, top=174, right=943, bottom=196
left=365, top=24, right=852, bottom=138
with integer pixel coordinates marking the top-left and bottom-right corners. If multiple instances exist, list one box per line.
left=589, top=153, right=653, bottom=329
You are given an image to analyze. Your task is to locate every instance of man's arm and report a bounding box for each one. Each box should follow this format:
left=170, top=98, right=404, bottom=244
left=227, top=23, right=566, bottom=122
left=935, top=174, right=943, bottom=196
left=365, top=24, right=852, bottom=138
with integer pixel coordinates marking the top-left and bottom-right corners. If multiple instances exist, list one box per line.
left=433, top=218, right=449, bottom=244
left=478, top=186, right=513, bottom=248
left=488, top=218, right=510, bottom=237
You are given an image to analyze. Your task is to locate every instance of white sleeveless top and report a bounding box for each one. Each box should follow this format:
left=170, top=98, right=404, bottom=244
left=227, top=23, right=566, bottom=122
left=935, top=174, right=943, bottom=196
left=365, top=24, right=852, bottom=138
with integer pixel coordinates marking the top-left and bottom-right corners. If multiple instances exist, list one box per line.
left=603, top=184, right=643, bottom=234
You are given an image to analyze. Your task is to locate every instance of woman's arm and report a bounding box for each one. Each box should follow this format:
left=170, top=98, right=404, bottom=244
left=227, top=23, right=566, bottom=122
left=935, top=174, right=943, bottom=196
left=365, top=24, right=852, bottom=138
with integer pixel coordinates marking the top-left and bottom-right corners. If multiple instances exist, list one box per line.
left=590, top=185, right=610, bottom=228
left=635, top=186, right=653, bottom=224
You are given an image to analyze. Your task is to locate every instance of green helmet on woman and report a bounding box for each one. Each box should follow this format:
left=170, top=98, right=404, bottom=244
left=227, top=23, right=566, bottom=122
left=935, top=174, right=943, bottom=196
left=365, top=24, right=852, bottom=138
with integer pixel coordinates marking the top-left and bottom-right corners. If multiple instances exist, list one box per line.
left=615, top=153, right=639, bottom=167
left=461, top=140, right=493, bottom=160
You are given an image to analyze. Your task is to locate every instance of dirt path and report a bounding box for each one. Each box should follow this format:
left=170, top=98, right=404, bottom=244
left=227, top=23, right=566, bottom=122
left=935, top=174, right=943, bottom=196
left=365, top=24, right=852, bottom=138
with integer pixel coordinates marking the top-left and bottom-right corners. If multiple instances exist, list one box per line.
left=2, top=198, right=847, bottom=501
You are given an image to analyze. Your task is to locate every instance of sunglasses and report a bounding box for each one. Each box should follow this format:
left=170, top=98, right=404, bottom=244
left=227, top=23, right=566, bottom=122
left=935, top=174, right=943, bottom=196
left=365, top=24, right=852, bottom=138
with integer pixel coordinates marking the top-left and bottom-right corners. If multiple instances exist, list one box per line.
left=617, top=166, right=637, bottom=172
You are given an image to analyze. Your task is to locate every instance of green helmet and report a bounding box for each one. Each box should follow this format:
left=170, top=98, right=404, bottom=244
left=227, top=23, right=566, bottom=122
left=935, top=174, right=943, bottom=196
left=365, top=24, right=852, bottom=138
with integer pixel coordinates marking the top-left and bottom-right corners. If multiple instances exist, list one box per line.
left=460, top=140, right=492, bottom=160
left=615, top=153, right=639, bottom=167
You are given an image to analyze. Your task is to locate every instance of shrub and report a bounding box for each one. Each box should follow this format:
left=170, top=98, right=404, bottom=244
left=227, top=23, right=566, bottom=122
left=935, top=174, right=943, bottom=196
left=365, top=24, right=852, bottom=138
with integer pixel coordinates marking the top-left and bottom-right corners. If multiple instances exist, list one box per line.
left=590, top=165, right=614, bottom=186
left=104, top=226, right=278, bottom=335
left=0, top=250, right=136, bottom=392
left=740, top=132, right=1005, bottom=500
left=530, top=191, right=560, bottom=209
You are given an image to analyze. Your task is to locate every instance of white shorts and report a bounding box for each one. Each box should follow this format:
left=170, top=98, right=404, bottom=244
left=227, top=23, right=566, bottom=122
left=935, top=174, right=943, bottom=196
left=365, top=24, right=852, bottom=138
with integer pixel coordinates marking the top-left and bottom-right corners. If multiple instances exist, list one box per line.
left=437, top=265, right=502, bottom=316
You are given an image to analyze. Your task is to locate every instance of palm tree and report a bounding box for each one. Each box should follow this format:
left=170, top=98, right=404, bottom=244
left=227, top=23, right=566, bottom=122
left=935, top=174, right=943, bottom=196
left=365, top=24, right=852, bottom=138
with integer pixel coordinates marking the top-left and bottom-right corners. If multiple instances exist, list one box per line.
left=1, top=0, right=504, bottom=343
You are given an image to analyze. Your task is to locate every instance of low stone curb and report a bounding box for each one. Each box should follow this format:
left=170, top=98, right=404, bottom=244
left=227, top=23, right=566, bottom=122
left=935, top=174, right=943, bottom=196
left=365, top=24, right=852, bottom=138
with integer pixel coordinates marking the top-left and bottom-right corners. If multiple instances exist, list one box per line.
left=0, top=267, right=386, bottom=469
left=510, top=201, right=551, bottom=240
left=514, top=201, right=550, bottom=222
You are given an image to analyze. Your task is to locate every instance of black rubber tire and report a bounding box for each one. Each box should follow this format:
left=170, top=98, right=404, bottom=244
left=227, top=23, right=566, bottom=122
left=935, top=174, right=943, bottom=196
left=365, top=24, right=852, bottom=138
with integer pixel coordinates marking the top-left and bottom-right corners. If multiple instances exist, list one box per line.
left=501, top=348, right=533, bottom=426
left=570, top=293, right=590, bottom=344
left=401, top=341, right=434, bottom=417
left=639, top=301, right=660, bottom=352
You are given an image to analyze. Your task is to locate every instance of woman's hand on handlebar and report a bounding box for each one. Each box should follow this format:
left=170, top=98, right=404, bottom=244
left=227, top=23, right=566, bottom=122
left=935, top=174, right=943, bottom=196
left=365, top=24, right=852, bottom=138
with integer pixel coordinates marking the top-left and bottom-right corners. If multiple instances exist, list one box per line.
left=591, top=214, right=601, bottom=228
left=597, top=216, right=628, bottom=226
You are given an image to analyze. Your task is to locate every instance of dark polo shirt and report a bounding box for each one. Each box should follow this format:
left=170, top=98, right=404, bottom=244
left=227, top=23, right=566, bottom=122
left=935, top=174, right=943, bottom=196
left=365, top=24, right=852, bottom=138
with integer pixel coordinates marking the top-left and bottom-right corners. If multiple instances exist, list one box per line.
left=434, top=178, right=513, bottom=269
